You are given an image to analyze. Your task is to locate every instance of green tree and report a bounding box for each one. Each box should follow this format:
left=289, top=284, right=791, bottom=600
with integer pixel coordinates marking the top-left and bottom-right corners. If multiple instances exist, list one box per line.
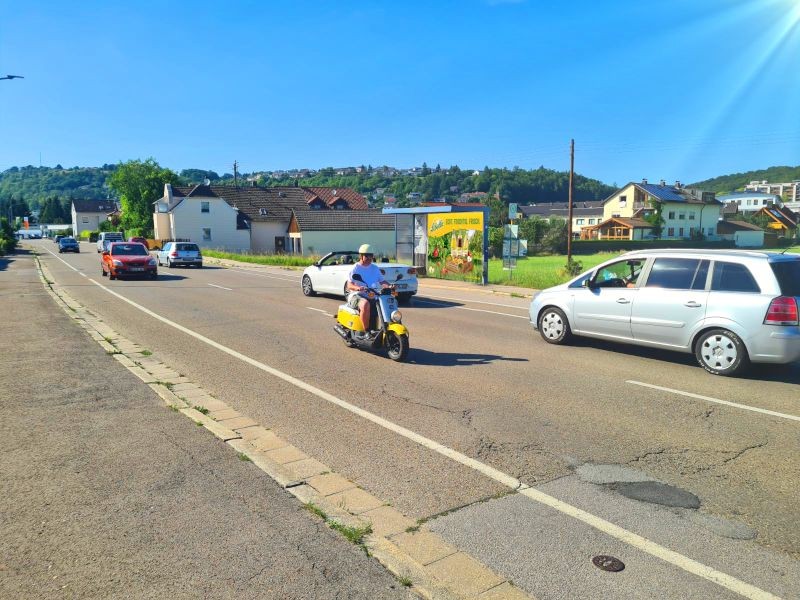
left=642, top=197, right=664, bottom=238
left=109, top=159, right=178, bottom=233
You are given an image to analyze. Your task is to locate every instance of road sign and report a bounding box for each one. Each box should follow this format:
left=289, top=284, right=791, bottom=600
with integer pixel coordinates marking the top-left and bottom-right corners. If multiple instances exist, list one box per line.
left=508, top=203, right=518, bottom=220
left=504, top=224, right=518, bottom=239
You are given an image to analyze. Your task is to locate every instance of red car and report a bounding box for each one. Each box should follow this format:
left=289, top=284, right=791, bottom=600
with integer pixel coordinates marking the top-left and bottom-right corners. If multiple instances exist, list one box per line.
left=101, top=242, right=158, bottom=280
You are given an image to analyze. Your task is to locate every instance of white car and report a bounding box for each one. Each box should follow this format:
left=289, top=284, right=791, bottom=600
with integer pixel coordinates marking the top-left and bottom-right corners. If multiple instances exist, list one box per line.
left=301, top=251, right=418, bottom=303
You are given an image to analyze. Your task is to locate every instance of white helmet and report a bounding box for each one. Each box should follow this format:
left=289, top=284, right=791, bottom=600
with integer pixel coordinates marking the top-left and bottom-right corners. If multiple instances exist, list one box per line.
left=358, top=244, right=373, bottom=255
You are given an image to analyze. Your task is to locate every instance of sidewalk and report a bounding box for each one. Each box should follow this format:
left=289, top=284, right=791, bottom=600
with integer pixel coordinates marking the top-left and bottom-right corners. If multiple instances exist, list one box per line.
left=0, top=250, right=411, bottom=600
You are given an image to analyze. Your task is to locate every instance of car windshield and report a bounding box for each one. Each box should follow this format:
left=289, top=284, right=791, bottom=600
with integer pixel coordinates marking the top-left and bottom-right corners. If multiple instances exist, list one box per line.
left=176, top=244, right=199, bottom=251
left=322, top=253, right=356, bottom=266
left=61, top=238, right=76, bottom=243
left=770, top=260, right=800, bottom=296
left=111, top=244, right=148, bottom=256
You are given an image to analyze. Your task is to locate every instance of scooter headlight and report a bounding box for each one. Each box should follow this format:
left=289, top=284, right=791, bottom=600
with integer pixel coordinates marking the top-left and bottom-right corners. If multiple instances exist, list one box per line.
left=391, top=310, right=402, bottom=323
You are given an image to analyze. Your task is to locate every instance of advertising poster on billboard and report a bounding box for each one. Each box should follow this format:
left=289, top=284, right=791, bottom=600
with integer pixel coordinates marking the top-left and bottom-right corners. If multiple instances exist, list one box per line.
left=426, top=212, right=484, bottom=282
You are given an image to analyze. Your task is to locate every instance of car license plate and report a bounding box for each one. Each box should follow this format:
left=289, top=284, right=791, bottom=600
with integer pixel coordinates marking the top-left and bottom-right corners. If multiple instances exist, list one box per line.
left=130, top=267, right=144, bottom=272
left=397, top=284, right=407, bottom=289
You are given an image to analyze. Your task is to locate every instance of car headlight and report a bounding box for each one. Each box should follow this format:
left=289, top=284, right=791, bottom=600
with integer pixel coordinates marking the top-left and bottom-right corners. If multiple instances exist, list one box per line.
left=148, top=258, right=157, bottom=266
left=391, top=310, right=402, bottom=323
left=112, top=260, right=123, bottom=267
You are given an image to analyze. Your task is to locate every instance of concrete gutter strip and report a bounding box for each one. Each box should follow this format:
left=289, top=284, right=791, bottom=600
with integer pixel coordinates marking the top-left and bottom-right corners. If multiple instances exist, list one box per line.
left=35, top=256, right=535, bottom=600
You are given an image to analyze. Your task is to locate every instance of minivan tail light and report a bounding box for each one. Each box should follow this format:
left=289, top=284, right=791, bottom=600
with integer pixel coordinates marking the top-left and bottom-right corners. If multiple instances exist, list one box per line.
left=407, top=268, right=416, bottom=275
left=764, top=296, right=798, bottom=325
left=170, top=251, right=178, bottom=257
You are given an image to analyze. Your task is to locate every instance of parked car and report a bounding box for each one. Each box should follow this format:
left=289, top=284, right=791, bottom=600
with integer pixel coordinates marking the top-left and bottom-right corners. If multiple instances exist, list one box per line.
left=156, top=242, right=203, bottom=268
left=529, top=249, right=800, bottom=376
left=100, top=242, right=158, bottom=280
left=128, top=236, right=148, bottom=247
left=301, top=250, right=418, bottom=303
left=96, top=231, right=124, bottom=253
left=54, top=235, right=64, bottom=244
left=57, top=237, right=80, bottom=253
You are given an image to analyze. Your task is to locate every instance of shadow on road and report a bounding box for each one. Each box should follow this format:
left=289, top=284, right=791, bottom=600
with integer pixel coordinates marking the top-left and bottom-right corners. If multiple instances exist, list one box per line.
left=0, top=248, right=31, bottom=271
left=410, top=297, right=461, bottom=309
left=571, top=338, right=800, bottom=384
left=408, top=348, right=528, bottom=367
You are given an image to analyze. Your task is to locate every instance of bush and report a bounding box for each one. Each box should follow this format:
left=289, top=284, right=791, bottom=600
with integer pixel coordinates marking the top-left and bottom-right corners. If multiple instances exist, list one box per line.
left=571, top=239, right=736, bottom=254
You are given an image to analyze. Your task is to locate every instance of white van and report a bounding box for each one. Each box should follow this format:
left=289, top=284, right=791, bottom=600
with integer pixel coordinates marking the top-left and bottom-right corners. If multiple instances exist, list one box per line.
left=96, top=232, right=124, bottom=253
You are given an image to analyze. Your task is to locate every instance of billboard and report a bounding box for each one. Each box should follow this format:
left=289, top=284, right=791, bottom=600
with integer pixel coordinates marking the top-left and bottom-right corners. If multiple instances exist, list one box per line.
left=426, top=212, right=484, bottom=282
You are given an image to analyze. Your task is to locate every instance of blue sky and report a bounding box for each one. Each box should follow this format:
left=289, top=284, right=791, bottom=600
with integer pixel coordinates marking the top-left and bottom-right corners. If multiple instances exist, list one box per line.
left=1, top=0, right=798, bottom=186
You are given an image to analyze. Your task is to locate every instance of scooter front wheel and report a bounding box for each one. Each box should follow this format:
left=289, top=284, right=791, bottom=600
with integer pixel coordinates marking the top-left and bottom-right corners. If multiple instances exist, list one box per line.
left=385, top=331, right=409, bottom=362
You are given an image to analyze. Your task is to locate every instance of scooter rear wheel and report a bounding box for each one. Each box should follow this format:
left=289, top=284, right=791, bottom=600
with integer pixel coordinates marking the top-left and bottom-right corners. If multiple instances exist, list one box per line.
left=386, top=331, right=409, bottom=362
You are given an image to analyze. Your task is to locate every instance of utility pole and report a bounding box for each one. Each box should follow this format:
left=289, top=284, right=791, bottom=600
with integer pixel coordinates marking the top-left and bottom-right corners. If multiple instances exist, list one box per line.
left=567, top=139, right=574, bottom=263
left=233, top=160, right=239, bottom=188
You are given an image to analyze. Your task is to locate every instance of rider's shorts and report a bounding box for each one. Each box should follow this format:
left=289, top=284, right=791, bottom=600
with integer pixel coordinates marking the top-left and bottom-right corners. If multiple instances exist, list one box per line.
left=347, top=291, right=363, bottom=309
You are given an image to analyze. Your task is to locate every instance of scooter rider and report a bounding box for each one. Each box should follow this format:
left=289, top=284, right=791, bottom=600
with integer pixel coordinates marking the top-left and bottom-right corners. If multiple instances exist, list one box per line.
left=346, top=244, right=391, bottom=337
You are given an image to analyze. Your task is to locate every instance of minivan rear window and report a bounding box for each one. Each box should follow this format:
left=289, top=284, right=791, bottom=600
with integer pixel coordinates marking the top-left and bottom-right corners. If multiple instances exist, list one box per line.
left=770, top=260, right=800, bottom=296
left=711, top=262, right=760, bottom=293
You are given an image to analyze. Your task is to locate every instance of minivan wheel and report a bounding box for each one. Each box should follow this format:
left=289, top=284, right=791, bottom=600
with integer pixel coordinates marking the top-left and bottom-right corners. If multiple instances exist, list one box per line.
left=538, top=307, right=572, bottom=345
left=694, top=329, right=749, bottom=376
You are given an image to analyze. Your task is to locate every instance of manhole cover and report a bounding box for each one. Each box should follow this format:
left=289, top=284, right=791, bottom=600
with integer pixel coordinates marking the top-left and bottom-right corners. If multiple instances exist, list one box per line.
left=592, top=555, right=625, bottom=572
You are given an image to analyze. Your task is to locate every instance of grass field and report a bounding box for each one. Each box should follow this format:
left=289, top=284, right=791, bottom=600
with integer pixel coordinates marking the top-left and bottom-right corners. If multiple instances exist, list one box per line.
left=488, top=253, right=620, bottom=289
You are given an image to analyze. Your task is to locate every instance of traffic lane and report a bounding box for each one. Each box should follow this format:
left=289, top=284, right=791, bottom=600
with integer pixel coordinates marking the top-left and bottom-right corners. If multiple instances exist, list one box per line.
left=39, top=248, right=800, bottom=553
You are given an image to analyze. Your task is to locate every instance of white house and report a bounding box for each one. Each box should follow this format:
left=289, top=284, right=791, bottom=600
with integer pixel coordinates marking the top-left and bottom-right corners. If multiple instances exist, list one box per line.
left=716, top=220, right=765, bottom=247
left=72, top=199, right=118, bottom=237
left=717, top=191, right=782, bottom=214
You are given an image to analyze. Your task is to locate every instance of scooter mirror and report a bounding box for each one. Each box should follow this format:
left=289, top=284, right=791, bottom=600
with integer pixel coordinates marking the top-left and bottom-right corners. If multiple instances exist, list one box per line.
left=352, top=274, right=364, bottom=282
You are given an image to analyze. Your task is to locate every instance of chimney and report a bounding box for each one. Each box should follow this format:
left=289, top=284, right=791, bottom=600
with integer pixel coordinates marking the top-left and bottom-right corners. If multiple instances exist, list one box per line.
left=659, top=179, right=666, bottom=187
left=642, top=178, right=648, bottom=185
left=675, top=180, right=681, bottom=188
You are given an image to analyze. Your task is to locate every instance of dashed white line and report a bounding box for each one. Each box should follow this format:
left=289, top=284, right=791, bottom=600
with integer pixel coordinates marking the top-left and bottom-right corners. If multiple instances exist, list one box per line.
left=307, top=307, right=334, bottom=317
left=37, top=247, right=778, bottom=600
left=414, top=298, right=528, bottom=319
left=208, top=283, right=233, bottom=291
left=627, top=380, right=800, bottom=423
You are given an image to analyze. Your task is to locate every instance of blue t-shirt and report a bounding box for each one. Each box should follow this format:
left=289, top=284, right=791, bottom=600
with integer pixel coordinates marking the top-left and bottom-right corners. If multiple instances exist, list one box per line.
left=348, top=262, right=384, bottom=289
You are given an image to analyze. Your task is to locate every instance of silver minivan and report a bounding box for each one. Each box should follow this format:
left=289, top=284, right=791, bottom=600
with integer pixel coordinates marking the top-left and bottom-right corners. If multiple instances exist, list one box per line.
left=529, top=249, right=800, bottom=376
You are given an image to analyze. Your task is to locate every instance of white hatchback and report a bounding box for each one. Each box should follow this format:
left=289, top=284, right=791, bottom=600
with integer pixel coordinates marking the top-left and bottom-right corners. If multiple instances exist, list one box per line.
left=301, top=251, right=418, bottom=304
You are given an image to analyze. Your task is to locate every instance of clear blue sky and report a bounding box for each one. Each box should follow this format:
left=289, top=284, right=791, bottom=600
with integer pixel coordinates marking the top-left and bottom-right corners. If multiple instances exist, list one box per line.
left=1, top=0, right=799, bottom=186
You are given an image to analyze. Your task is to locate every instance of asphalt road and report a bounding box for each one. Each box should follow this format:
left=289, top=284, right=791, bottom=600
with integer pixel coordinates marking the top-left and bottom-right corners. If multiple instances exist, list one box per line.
left=26, top=240, right=800, bottom=599
left=0, top=249, right=411, bottom=600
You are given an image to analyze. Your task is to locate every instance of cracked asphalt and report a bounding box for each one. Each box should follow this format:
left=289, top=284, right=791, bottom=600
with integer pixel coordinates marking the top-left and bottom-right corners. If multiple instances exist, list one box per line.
left=0, top=251, right=411, bottom=600
left=18, top=241, right=800, bottom=599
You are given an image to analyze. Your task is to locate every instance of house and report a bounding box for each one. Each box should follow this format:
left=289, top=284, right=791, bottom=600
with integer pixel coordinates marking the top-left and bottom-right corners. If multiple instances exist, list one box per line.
left=519, top=201, right=604, bottom=238
left=287, top=210, right=395, bottom=256
left=717, top=191, right=782, bottom=213
left=71, top=199, right=119, bottom=237
left=153, top=184, right=372, bottom=254
left=153, top=184, right=250, bottom=251
left=745, top=180, right=800, bottom=203
left=752, top=205, right=798, bottom=237
left=716, top=220, right=765, bottom=248
left=584, top=179, right=721, bottom=240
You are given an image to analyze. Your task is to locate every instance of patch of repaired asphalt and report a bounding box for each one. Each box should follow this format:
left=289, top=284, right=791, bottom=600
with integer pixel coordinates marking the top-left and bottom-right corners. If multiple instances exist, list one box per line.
left=576, top=463, right=657, bottom=485
left=612, top=481, right=701, bottom=509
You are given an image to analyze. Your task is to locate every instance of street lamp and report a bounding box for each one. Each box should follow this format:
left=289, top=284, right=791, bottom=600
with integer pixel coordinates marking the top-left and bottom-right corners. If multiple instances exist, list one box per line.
left=0, top=74, right=24, bottom=81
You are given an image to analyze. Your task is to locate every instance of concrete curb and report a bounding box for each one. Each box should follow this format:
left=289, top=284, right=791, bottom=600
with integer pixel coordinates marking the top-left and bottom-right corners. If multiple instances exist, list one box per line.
left=34, top=254, right=535, bottom=600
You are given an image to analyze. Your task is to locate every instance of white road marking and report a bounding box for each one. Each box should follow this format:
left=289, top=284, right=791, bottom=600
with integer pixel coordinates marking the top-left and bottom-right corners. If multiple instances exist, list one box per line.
left=307, top=307, right=334, bottom=317
left=208, top=283, right=233, bottom=291
left=422, top=293, right=528, bottom=310
left=627, top=380, right=800, bottom=423
left=414, top=298, right=528, bottom=319
left=38, top=247, right=780, bottom=599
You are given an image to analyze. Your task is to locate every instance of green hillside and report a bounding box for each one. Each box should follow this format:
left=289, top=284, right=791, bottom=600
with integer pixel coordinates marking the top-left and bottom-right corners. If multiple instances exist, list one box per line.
left=690, top=165, right=800, bottom=194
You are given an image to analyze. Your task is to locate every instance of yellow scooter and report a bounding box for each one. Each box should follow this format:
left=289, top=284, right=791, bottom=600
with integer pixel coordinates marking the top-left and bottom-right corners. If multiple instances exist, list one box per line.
left=333, top=277, right=409, bottom=361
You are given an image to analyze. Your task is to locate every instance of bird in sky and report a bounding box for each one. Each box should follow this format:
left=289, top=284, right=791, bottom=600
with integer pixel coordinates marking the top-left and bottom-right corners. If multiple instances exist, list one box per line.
left=0, top=75, right=24, bottom=80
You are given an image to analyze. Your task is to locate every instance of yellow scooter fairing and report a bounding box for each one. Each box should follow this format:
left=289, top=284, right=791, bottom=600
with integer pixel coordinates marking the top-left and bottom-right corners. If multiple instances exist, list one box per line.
left=337, top=307, right=366, bottom=332
left=386, top=323, right=408, bottom=337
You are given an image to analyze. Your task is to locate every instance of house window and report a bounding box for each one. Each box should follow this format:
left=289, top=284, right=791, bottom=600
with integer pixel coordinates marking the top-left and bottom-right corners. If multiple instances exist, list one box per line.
left=589, top=218, right=596, bottom=224
left=202, top=228, right=211, bottom=240
left=612, top=213, right=621, bottom=218
left=688, top=213, right=696, bottom=220
left=259, top=208, right=268, bottom=216
left=576, top=218, right=585, bottom=225
left=668, top=211, right=676, bottom=219
left=678, top=213, right=686, bottom=220
left=201, top=202, right=210, bottom=213
left=619, top=196, right=627, bottom=208
left=679, top=227, right=684, bottom=237
left=707, top=227, right=714, bottom=236
left=82, top=216, right=89, bottom=223
left=667, top=227, right=675, bottom=237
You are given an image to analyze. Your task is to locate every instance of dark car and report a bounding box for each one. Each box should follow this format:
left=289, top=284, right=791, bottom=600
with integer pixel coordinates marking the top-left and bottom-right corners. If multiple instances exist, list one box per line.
left=58, top=237, right=80, bottom=253
left=101, top=242, right=158, bottom=280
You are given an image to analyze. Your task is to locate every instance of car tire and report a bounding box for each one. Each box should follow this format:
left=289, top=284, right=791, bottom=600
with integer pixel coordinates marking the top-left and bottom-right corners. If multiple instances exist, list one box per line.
left=538, top=307, right=572, bottom=345
left=694, top=329, right=750, bottom=376
left=302, top=275, right=317, bottom=297
left=167, top=259, right=173, bottom=268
